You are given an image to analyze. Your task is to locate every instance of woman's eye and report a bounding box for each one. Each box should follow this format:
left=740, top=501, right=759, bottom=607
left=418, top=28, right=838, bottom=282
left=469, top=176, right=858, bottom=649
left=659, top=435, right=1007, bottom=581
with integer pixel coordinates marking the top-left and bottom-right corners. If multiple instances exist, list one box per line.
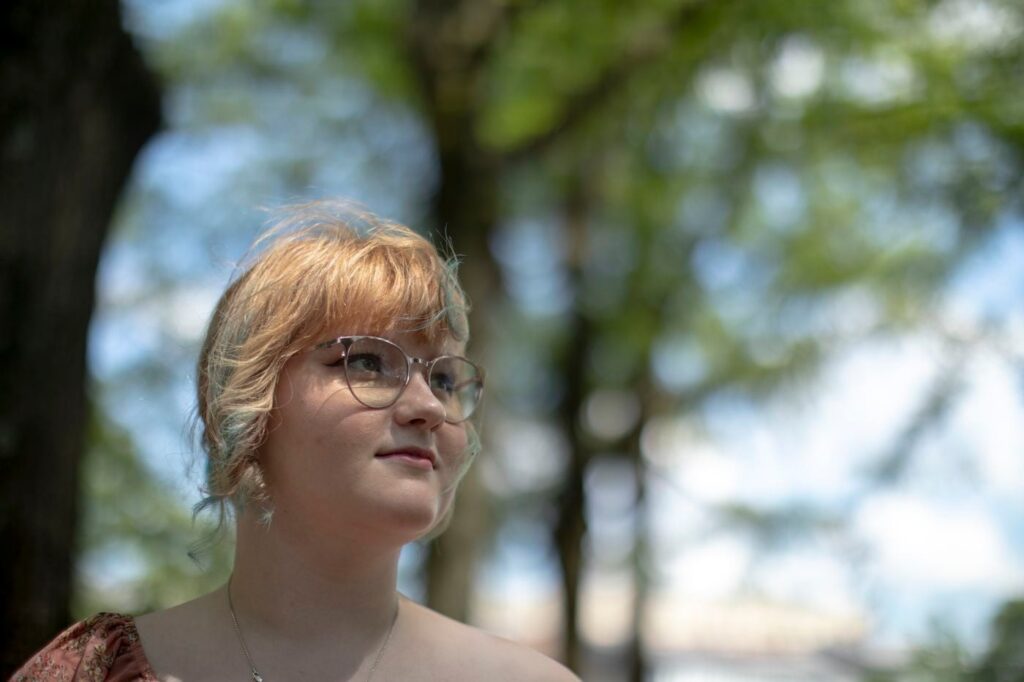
left=431, top=372, right=456, bottom=394
left=348, top=353, right=384, bottom=373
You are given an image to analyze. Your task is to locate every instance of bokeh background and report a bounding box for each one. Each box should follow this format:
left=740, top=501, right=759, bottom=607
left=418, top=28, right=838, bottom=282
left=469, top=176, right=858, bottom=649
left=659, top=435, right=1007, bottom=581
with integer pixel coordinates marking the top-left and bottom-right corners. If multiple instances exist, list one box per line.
left=3, top=0, right=1024, bottom=680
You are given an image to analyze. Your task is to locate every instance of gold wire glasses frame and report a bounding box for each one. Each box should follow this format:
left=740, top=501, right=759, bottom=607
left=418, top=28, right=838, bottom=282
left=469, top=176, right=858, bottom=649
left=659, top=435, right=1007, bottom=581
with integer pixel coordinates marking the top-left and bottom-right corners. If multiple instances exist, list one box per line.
left=313, top=335, right=484, bottom=423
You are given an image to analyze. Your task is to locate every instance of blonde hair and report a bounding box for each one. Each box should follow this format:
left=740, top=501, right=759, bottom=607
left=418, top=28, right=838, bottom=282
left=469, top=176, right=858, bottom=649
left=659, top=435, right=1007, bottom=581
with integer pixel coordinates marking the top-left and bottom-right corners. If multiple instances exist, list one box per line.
left=193, top=200, right=478, bottom=536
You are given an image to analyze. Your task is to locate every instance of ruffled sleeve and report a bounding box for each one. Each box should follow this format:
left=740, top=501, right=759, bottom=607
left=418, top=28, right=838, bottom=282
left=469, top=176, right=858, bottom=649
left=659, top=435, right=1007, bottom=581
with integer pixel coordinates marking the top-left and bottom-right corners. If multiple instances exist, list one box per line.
left=11, top=613, right=158, bottom=682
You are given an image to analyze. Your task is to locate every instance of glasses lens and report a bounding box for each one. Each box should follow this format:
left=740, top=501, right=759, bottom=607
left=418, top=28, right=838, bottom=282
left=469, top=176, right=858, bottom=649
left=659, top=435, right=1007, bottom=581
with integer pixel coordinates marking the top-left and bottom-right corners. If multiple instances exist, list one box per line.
left=344, top=337, right=408, bottom=408
left=430, top=357, right=483, bottom=422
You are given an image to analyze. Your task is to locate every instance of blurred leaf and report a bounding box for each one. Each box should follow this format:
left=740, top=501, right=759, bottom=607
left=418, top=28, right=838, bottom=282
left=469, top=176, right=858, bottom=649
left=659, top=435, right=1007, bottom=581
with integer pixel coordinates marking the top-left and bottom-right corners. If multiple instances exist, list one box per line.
left=73, top=405, right=232, bottom=618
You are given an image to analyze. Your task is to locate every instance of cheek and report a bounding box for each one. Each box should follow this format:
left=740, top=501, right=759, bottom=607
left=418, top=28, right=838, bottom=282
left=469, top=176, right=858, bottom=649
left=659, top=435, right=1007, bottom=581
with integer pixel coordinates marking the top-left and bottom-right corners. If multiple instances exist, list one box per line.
left=442, top=423, right=469, bottom=456
left=262, top=388, right=356, bottom=475
left=439, top=424, right=473, bottom=482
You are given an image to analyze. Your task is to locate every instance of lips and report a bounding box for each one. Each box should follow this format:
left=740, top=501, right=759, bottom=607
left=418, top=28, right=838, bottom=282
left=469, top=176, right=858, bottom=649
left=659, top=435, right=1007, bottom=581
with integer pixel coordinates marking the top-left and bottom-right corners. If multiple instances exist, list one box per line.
left=376, top=446, right=437, bottom=469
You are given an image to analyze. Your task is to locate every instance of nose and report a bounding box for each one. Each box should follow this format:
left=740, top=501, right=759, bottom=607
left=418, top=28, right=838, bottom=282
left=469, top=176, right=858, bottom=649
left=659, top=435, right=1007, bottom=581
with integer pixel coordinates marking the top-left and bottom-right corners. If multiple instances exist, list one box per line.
left=393, top=369, right=446, bottom=429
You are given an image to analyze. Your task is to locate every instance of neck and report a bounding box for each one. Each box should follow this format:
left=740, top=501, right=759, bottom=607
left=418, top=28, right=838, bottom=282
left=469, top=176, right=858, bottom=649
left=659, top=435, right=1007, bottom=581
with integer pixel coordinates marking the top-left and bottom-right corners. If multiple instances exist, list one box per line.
left=229, top=508, right=402, bottom=644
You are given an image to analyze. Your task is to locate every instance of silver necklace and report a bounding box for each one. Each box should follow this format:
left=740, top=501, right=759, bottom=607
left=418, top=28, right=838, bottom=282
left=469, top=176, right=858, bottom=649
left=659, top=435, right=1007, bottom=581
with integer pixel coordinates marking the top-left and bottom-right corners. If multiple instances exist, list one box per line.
left=227, top=578, right=400, bottom=682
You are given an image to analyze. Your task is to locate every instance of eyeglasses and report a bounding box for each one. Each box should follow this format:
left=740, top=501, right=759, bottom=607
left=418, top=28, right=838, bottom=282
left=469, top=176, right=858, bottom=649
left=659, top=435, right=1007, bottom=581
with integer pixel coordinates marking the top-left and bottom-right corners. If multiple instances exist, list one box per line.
left=313, top=335, right=484, bottom=423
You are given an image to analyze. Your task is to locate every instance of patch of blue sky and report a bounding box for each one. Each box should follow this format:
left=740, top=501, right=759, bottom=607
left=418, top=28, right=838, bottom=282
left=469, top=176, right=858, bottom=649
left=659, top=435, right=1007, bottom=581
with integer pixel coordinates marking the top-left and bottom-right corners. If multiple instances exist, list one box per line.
left=645, top=470, right=710, bottom=555
left=78, top=542, right=149, bottom=594
left=89, top=242, right=168, bottom=381
left=93, top=382, right=197, bottom=503
left=486, top=417, right=568, bottom=495
left=93, top=238, right=151, bottom=308
left=904, top=136, right=959, bottom=190
left=122, top=0, right=231, bottom=42
left=397, top=543, right=427, bottom=603
left=665, top=100, right=744, bottom=173
left=91, top=237, right=223, bottom=376
left=254, top=22, right=331, bottom=69
left=651, top=336, right=707, bottom=393
left=585, top=456, right=639, bottom=565
left=89, top=308, right=162, bottom=379
left=477, top=515, right=563, bottom=599
left=837, top=51, right=917, bottom=107
left=690, top=236, right=752, bottom=293
left=944, top=351, right=1024, bottom=506
left=854, top=489, right=1023, bottom=651
left=140, top=127, right=265, bottom=211
left=865, top=586, right=1001, bottom=651
left=490, top=218, right=573, bottom=317
left=953, top=121, right=1017, bottom=183
left=946, top=213, right=1024, bottom=321
left=752, top=161, right=806, bottom=233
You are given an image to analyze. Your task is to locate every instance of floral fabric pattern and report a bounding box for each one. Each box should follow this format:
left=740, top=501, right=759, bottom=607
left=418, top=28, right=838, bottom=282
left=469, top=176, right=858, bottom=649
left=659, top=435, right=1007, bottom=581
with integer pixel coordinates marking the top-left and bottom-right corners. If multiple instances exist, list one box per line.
left=11, top=613, right=158, bottom=682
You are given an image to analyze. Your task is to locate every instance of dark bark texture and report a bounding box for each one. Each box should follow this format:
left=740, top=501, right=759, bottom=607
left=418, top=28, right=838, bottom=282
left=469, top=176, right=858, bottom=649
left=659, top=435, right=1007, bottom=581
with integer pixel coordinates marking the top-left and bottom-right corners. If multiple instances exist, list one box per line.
left=556, top=180, right=593, bottom=674
left=0, top=0, right=160, bottom=674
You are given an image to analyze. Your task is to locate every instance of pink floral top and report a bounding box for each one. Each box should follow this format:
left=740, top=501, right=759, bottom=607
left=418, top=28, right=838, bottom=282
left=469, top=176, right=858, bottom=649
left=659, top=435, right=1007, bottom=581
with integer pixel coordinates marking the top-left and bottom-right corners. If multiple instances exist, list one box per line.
left=11, top=613, right=159, bottom=681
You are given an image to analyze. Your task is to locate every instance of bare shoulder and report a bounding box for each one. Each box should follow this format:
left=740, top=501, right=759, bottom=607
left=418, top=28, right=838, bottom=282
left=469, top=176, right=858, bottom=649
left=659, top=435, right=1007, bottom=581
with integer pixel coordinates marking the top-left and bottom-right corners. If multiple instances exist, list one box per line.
left=134, top=587, right=224, bottom=652
left=134, top=587, right=241, bottom=681
left=399, top=597, right=581, bottom=681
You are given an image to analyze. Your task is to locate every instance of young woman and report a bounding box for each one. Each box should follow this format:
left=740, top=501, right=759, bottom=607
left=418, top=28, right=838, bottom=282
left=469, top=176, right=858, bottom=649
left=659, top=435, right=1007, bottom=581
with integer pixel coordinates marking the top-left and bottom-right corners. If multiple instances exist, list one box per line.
left=15, top=202, right=579, bottom=681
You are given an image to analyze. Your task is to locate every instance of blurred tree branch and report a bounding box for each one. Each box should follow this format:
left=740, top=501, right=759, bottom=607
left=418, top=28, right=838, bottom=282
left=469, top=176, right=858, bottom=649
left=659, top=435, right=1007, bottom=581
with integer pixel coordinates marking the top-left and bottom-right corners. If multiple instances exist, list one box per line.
left=504, top=0, right=721, bottom=162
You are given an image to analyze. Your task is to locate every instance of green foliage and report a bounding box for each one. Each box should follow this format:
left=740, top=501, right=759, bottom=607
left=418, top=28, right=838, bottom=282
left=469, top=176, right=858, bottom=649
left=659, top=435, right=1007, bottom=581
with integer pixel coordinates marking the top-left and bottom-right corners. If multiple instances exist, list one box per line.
left=867, top=625, right=973, bottom=682
left=716, top=502, right=844, bottom=552
left=73, top=406, right=232, bottom=619
left=867, top=601, right=1024, bottom=682
left=341, top=0, right=417, bottom=101
left=975, top=600, right=1024, bottom=682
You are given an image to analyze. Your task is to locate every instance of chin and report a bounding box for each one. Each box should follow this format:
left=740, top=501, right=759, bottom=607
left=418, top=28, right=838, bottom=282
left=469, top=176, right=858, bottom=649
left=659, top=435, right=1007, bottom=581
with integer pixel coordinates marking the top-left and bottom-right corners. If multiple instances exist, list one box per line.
left=376, top=498, right=443, bottom=540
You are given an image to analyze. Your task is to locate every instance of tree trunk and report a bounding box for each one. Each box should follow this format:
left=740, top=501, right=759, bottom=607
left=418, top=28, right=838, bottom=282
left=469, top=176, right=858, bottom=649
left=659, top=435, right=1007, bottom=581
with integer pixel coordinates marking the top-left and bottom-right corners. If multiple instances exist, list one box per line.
left=554, top=176, right=593, bottom=671
left=627, top=415, right=650, bottom=682
left=421, top=144, right=502, bottom=622
left=0, top=0, right=160, bottom=674
left=553, top=381, right=588, bottom=672
left=405, top=0, right=506, bottom=625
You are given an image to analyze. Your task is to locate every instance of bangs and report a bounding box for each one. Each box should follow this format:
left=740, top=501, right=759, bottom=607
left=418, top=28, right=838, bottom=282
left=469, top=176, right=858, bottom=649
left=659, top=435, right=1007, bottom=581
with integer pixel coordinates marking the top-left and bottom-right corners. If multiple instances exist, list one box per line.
left=322, top=239, right=468, bottom=345
left=267, top=226, right=470, bottom=353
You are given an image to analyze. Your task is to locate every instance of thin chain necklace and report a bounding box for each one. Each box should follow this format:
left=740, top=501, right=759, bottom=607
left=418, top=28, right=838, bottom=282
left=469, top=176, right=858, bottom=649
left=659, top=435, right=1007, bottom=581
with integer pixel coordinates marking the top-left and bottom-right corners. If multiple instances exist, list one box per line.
left=226, top=577, right=400, bottom=682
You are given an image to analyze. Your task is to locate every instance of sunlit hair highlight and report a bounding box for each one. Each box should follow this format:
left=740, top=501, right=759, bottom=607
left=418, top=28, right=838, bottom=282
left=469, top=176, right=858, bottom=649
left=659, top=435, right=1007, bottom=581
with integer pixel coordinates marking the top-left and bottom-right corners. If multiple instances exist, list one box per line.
left=193, top=200, right=477, bottom=537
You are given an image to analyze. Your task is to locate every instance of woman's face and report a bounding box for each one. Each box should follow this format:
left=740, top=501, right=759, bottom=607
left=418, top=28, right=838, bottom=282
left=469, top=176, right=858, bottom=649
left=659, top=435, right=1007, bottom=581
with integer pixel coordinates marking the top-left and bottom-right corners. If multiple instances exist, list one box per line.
left=257, top=329, right=471, bottom=549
